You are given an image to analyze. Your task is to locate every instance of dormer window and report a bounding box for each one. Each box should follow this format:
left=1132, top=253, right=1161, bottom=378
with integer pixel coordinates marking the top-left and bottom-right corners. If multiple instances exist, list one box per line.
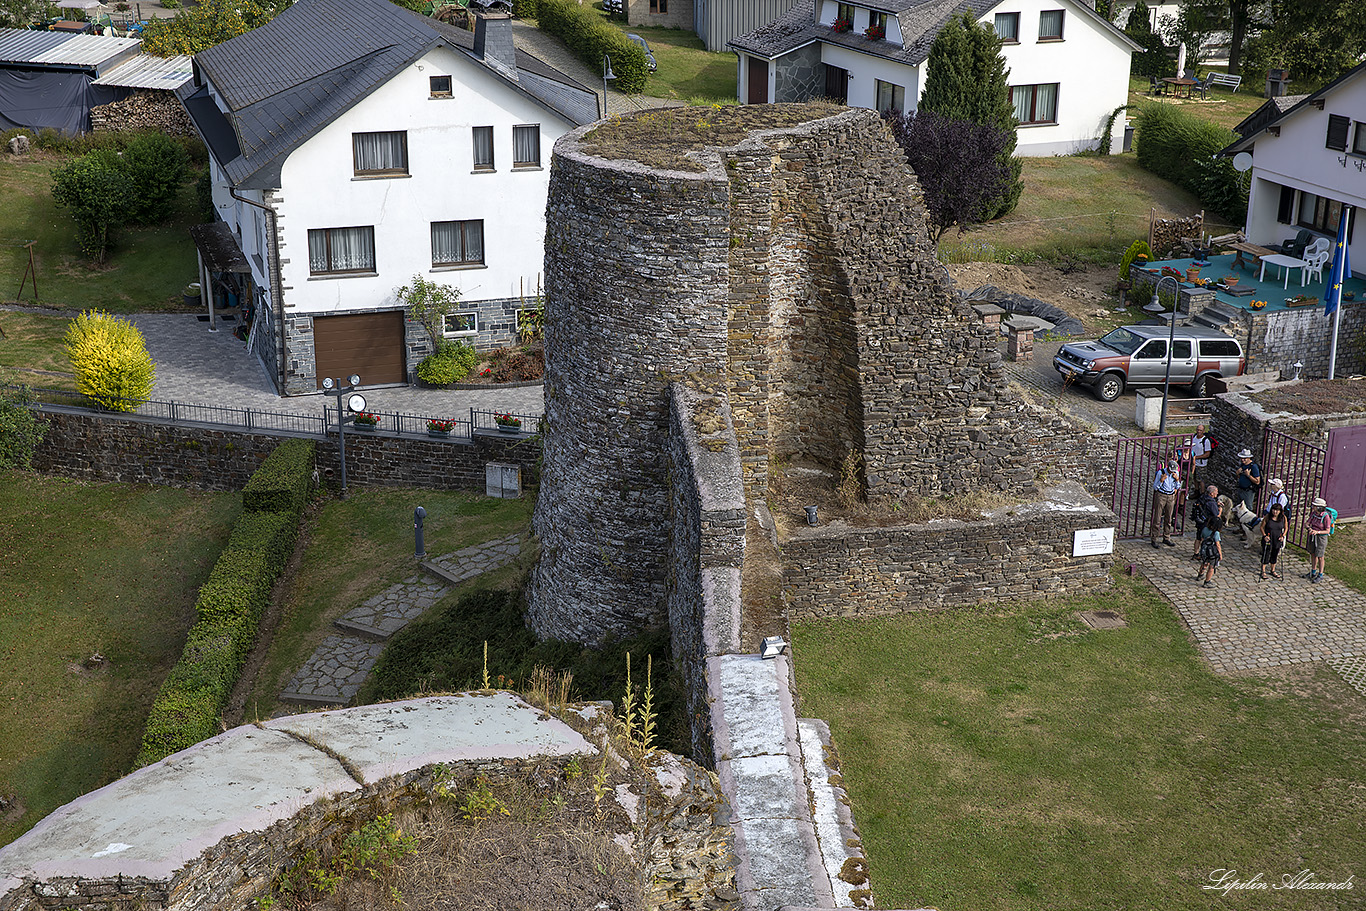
left=866, top=11, right=886, bottom=39
left=833, top=2, right=855, bottom=31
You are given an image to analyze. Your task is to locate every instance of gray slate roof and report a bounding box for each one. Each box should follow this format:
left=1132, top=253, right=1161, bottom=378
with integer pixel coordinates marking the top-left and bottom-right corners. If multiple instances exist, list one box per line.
left=180, top=0, right=594, bottom=189
left=730, top=0, right=1137, bottom=65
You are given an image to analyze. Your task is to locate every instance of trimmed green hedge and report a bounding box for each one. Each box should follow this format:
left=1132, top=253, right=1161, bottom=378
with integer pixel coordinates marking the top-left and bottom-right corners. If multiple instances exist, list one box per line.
left=536, top=0, right=647, bottom=93
left=242, top=438, right=314, bottom=513
left=135, top=440, right=314, bottom=767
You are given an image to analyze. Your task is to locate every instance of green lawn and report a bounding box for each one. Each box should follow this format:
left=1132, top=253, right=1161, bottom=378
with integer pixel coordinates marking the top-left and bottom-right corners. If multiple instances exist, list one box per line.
left=0, top=472, right=240, bottom=847
left=793, top=572, right=1366, bottom=911
left=244, top=488, right=535, bottom=719
left=942, top=155, right=1214, bottom=263
left=590, top=6, right=737, bottom=103
left=0, top=312, right=76, bottom=390
left=0, top=152, right=201, bottom=312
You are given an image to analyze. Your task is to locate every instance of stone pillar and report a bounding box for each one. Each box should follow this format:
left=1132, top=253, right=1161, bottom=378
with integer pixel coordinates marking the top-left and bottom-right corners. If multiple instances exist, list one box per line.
left=1006, top=319, right=1034, bottom=362
left=1135, top=387, right=1164, bottom=432
left=972, top=302, right=1006, bottom=331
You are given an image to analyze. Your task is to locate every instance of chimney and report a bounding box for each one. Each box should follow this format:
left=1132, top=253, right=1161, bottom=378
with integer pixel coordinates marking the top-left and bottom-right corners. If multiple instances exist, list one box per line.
left=472, top=0, right=517, bottom=80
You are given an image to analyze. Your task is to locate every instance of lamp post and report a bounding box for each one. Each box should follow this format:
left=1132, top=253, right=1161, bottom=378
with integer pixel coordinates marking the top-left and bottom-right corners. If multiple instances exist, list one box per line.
left=1152, top=276, right=1181, bottom=435
left=321, top=375, right=365, bottom=496
left=602, top=54, right=616, bottom=117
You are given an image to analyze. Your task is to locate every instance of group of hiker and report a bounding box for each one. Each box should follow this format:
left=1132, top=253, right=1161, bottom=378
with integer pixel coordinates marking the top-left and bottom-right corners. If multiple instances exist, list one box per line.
left=1149, top=425, right=1337, bottom=587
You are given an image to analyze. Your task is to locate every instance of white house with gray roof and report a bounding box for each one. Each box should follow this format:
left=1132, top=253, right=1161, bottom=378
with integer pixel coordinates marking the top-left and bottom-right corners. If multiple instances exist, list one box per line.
left=178, top=0, right=596, bottom=396
left=730, top=0, right=1138, bottom=156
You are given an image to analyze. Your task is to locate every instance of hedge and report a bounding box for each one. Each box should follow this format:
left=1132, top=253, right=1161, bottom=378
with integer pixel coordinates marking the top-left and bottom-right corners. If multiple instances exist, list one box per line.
left=241, top=437, right=314, bottom=513
left=1134, top=103, right=1246, bottom=223
left=135, top=440, right=314, bottom=767
left=536, top=0, right=647, bottom=93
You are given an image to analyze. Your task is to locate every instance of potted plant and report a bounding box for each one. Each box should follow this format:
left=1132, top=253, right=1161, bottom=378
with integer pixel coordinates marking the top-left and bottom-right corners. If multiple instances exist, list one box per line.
left=864, top=23, right=885, bottom=39
left=1161, top=265, right=1182, bottom=280
left=1185, top=265, right=1201, bottom=282
left=1249, top=299, right=1267, bottom=311
left=831, top=16, right=851, bottom=32
left=427, top=418, right=455, bottom=437
left=1286, top=294, right=1318, bottom=307
left=1222, top=275, right=1238, bottom=288
left=182, top=282, right=201, bottom=307
left=353, top=412, right=379, bottom=430
left=493, top=413, right=522, bottom=433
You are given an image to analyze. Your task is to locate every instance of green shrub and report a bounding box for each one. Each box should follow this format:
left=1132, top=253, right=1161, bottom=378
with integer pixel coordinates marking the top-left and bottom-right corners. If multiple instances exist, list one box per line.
left=50, top=152, right=134, bottom=262
left=121, top=132, right=191, bottom=224
left=1190, top=155, right=1249, bottom=224
left=63, top=310, right=156, bottom=411
left=1118, top=239, right=1151, bottom=281
left=416, top=340, right=479, bottom=386
left=536, top=0, right=647, bottom=93
left=0, top=382, right=46, bottom=469
left=512, top=0, right=538, bottom=18
left=241, top=438, right=315, bottom=513
left=1134, top=103, right=1236, bottom=199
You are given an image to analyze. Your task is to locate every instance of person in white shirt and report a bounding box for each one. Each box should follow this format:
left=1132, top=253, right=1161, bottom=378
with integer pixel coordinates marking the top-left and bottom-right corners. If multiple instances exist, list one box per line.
left=1189, top=425, right=1213, bottom=485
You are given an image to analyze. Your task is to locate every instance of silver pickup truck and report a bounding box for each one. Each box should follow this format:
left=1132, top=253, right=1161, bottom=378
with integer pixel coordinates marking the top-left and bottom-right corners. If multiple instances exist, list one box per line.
left=1053, top=325, right=1246, bottom=401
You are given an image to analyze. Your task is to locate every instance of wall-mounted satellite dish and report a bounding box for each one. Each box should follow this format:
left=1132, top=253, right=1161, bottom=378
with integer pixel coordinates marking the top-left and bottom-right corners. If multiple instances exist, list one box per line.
left=1232, top=152, right=1253, bottom=172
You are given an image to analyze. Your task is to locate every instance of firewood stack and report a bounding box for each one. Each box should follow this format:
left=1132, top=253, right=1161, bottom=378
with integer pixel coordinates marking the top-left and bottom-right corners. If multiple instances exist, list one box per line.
left=90, top=90, right=196, bottom=137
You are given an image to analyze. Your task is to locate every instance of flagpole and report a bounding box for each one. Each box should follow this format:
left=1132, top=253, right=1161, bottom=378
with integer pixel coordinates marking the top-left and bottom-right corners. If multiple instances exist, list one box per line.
left=1327, top=206, right=1352, bottom=380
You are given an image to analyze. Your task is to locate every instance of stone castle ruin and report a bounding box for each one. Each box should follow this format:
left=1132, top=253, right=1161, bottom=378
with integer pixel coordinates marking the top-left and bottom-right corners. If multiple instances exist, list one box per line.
left=528, top=104, right=1113, bottom=649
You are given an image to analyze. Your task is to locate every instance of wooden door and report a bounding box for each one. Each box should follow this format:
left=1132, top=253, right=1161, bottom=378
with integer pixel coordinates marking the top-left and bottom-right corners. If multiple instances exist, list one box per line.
left=747, top=57, right=769, bottom=104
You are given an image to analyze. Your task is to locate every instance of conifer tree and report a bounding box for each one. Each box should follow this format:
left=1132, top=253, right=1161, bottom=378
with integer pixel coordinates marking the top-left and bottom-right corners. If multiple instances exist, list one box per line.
left=919, top=12, right=1022, bottom=218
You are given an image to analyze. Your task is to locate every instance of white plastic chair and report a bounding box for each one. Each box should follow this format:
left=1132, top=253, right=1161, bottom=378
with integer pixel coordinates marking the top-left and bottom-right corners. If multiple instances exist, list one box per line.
left=1305, top=246, right=1332, bottom=283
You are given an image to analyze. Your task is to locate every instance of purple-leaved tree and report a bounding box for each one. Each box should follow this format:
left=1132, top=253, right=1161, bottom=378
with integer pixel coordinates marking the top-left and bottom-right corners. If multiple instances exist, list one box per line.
left=882, top=108, right=1014, bottom=243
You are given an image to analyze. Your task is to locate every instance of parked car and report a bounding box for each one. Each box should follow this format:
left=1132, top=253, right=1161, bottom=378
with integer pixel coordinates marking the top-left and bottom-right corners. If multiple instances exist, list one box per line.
left=626, top=33, right=657, bottom=71
left=602, top=0, right=623, bottom=13
left=1053, top=325, right=1245, bottom=402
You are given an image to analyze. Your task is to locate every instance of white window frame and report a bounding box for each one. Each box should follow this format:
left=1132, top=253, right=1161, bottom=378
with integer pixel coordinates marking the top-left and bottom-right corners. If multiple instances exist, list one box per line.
left=442, top=311, right=479, bottom=337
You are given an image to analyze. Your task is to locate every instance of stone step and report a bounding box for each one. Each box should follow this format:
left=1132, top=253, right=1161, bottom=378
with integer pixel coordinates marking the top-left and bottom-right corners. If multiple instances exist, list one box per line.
left=333, top=574, right=450, bottom=640
left=279, top=635, right=385, bottom=706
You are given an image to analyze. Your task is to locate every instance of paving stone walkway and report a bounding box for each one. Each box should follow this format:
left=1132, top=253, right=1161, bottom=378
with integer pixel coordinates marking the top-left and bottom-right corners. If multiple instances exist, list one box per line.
left=280, top=535, right=523, bottom=707
left=1127, top=537, right=1366, bottom=676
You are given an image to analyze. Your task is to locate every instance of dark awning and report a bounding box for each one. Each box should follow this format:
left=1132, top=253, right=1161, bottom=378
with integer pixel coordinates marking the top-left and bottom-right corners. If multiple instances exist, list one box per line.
left=189, top=221, right=251, bottom=273
left=181, top=83, right=241, bottom=165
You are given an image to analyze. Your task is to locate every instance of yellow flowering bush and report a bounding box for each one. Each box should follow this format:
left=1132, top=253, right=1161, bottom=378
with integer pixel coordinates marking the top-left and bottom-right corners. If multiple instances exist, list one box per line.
left=63, top=310, right=156, bottom=411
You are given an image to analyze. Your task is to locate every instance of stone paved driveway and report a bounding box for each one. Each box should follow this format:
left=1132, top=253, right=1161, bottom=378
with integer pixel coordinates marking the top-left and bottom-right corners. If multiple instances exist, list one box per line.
left=1127, top=537, right=1366, bottom=675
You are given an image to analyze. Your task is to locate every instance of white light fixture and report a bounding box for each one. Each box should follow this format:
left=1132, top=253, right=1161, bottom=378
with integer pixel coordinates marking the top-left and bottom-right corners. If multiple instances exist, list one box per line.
left=1292, top=360, right=1303, bottom=380
left=760, top=636, right=787, bottom=659
left=349, top=374, right=361, bottom=386
left=347, top=392, right=367, bottom=414
left=322, top=377, right=335, bottom=390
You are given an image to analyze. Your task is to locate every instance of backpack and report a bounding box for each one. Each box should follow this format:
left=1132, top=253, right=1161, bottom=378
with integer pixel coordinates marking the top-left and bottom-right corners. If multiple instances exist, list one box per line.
left=1199, top=529, right=1220, bottom=563
left=1326, top=506, right=1338, bottom=535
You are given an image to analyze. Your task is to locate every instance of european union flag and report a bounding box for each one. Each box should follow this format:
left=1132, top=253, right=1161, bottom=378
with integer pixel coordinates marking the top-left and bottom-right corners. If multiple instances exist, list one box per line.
left=1325, top=206, right=1352, bottom=317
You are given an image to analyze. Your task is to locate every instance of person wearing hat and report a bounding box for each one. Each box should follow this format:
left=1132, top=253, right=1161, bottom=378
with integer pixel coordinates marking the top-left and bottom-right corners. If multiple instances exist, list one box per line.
left=1151, top=456, right=1181, bottom=548
left=1305, top=497, right=1334, bottom=582
left=1174, top=438, right=1195, bottom=522
left=1233, top=448, right=1262, bottom=539
left=1190, top=425, right=1214, bottom=485
left=1259, top=478, right=1290, bottom=525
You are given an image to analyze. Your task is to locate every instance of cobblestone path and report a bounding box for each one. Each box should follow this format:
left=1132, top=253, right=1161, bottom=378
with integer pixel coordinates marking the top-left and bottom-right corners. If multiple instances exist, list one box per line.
left=1127, top=537, right=1366, bottom=690
left=280, top=535, right=523, bottom=707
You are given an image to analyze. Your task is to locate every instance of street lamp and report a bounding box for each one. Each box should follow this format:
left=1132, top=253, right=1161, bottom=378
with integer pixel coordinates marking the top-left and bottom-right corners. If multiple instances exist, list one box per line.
left=321, top=374, right=365, bottom=496
left=1151, top=276, right=1181, bottom=435
left=602, top=54, right=616, bottom=117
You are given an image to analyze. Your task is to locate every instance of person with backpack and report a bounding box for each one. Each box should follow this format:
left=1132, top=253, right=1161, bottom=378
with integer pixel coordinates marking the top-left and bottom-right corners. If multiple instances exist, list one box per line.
left=1197, top=504, right=1225, bottom=587
left=1151, top=458, right=1181, bottom=548
left=1305, top=497, right=1336, bottom=582
left=1190, top=484, right=1220, bottom=560
left=1190, top=425, right=1214, bottom=486
left=1259, top=478, right=1290, bottom=526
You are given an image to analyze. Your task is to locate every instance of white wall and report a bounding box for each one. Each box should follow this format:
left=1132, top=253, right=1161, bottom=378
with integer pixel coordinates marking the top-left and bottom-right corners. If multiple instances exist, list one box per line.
left=985, top=0, right=1134, bottom=155
left=820, top=43, right=919, bottom=113
left=1243, top=74, right=1366, bottom=273
left=271, top=45, right=568, bottom=316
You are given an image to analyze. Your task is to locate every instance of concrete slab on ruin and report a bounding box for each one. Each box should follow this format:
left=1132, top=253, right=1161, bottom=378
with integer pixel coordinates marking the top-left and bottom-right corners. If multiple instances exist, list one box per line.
left=0, top=695, right=592, bottom=888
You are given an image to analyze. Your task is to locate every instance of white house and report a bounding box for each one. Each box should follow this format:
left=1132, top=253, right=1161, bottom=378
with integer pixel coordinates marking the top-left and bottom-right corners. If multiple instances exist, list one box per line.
left=178, top=0, right=597, bottom=395
left=1222, top=60, right=1366, bottom=275
left=729, top=0, right=1139, bottom=156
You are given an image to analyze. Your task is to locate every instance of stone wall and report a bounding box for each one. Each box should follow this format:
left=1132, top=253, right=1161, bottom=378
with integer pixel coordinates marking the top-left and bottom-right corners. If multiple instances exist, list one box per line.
left=782, top=483, right=1115, bottom=619
left=0, top=735, right=736, bottom=911
left=527, top=139, right=732, bottom=643
left=31, top=410, right=539, bottom=493
left=666, top=382, right=745, bottom=761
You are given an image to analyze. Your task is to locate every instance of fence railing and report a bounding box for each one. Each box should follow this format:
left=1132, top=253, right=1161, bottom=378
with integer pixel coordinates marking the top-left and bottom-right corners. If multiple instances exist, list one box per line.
left=12, top=385, right=542, bottom=443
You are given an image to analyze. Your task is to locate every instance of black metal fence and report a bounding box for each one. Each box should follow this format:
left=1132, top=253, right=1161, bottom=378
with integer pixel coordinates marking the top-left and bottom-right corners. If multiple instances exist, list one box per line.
left=11, top=384, right=541, bottom=443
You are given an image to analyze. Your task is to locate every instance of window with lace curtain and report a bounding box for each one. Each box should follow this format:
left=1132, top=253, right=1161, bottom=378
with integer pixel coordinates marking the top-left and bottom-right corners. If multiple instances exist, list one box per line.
left=513, top=125, right=540, bottom=168
left=431, top=220, right=485, bottom=267
left=1011, top=83, right=1058, bottom=124
left=308, top=226, right=375, bottom=275
left=352, top=131, right=407, bottom=176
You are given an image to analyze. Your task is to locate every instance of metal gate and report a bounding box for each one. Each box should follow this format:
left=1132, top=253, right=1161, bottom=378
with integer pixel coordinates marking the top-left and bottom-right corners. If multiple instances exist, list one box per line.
left=1324, top=424, right=1366, bottom=519
left=1112, top=433, right=1192, bottom=539
left=1261, top=429, right=1326, bottom=550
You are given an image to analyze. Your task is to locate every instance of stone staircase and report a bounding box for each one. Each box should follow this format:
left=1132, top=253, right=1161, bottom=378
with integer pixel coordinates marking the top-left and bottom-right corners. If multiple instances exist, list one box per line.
left=1189, top=298, right=1244, bottom=332
left=279, top=534, right=523, bottom=706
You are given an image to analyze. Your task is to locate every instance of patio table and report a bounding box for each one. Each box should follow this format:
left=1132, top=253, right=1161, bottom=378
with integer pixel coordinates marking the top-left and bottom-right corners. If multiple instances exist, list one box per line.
left=1259, top=253, right=1309, bottom=290
left=1162, top=77, right=1196, bottom=98
left=1226, top=241, right=1276, bottom=272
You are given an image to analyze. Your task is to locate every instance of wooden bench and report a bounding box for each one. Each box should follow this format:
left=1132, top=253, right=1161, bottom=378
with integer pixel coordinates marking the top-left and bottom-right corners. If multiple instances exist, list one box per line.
left=1208, top=72, right=1242, bottom=92
left=1225, top=241, right=1277, bottom=273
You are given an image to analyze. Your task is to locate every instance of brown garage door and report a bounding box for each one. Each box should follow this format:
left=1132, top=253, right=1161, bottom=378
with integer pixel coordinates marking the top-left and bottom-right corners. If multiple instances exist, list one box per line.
left=313, top=311, right=406, bottom=388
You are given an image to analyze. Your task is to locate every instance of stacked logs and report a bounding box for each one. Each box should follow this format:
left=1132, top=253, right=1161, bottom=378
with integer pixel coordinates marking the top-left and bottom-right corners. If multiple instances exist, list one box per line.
left=90, top=90, right=195, bottom=136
